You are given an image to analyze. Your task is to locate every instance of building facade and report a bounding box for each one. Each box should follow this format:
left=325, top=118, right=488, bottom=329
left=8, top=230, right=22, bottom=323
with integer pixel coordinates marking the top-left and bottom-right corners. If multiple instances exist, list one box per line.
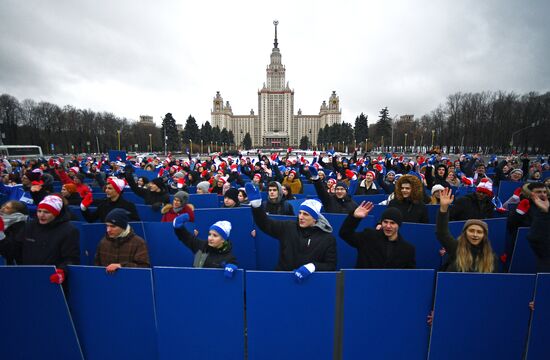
left=211, top=21, right=342, bottom=148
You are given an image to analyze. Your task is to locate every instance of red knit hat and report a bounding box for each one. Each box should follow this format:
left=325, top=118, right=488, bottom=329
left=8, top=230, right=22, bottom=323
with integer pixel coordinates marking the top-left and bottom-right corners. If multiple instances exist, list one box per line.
left=107, top=177, right=126, bottom=194
left=366, top=170, right=376, bottom=179
left=476, top=178, right=493, bottom=196
left=38, top=195, right=63, bottom=216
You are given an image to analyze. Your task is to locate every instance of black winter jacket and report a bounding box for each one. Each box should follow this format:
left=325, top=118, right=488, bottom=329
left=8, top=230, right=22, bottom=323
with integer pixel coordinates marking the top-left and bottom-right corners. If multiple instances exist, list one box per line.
left=388, top=198, right=429, bottom=224
left=527, top=208, right=550, bottom=272
left=82, top=195, right=140, bottom=223
left=174, top=226, right=237, bottom=268
left=313, top=179, right=358, bottom=214
left=450, top=193, right=494, bottom=221
left=126, top=173, right=170, bottom=209
left=339, top=212, right=415, bottom=269
left=252, top=206, right=337, bottom=271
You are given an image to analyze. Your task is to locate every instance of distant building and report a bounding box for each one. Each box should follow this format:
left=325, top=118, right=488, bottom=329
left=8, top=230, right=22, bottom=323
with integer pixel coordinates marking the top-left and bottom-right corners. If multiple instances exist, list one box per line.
left=138, top=115, right=155, bottom=126
left=211, top=21, right=342, bottom=148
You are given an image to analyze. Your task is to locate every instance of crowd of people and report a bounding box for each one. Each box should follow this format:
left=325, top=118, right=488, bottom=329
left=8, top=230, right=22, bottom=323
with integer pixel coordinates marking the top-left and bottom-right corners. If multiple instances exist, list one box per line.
left=0, top=149, right=548, bottom=286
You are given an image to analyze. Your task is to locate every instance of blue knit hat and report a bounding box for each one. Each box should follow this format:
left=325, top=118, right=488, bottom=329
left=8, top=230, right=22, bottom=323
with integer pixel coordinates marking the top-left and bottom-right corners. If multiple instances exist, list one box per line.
left=299, top=199, right=322, bottom=221
left=209, top=221, right=232, bottom=240
left=105, top=208, right=130, bottom=229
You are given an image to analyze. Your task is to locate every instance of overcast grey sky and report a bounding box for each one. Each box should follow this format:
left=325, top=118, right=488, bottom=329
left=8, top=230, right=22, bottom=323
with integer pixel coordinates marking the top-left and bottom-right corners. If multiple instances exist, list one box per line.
left=1, top=0, right=549, bottom=126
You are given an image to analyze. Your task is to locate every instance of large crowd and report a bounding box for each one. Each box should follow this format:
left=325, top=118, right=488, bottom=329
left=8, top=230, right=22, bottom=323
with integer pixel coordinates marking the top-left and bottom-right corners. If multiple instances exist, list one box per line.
left=0, top=149, right=548, bottom=286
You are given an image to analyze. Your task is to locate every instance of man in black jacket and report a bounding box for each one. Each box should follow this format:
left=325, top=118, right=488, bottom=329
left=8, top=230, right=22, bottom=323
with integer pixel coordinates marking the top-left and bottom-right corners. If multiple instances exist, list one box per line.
left=339, top=202, right=415, bottom=269
left=246, top=183, right=336, bottom=282
left=80, top=177, right=140, bottom=223
left=309, top=166, right=357, bottom=214
left=450, top=178, right=494, bottom=221
left=261, top=181, right=294, bottom=215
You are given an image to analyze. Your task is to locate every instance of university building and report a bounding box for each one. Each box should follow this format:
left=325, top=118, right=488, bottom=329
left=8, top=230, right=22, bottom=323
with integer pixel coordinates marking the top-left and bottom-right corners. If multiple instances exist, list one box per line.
left=211, top=21, right=342, bottom=148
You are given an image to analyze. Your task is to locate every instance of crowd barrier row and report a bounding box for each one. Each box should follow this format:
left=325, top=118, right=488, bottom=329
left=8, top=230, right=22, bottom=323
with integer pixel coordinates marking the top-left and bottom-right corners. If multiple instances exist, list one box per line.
left=58, top=207, right=535, bottom=273
left=0, top=267, right=548, bottom=360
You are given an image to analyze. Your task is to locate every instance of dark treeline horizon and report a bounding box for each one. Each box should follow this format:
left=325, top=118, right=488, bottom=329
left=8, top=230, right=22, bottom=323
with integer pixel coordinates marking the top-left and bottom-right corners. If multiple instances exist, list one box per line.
left=0, top=90, right=548, bottom=154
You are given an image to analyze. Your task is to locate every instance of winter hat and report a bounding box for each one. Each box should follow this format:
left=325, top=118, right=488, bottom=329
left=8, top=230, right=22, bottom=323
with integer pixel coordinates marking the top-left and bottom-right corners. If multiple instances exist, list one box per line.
left=365, top=170, right=376, bottom=179
left=218, top=176, right=228, bottom=184
left=345, top=169, right=356, bottom=180
left=173, top=171, right=185, bottom=179
left=197, top=181, right=211, bottom=193
left=105, top=208, right=130, bottom=229
left=63, top=183, right=78, bottom=194
left=299, top=199, right=323, bottom=221
left=224, top=188, right=240, bottom=205
left=37, top=195, right=63, bottom=216
left=209, top=220, right=232, bottom=240
left=327, top=178, right=337, bottom=188
left=476, top=178, right=493, bottom=196
left=107, top=177, right=126, bottom=194
left=510, top=168, right=524, bottom=177
left=462, top=219, right=488, bottom=234
left=335, top=182, right=348, bottom=191
left=380, top=207, right=403, bottom=227
left=387, top=170, right=396, bottom=177
left=173, top=191, right=189, bottom=205
left=230, top=163, right=238, bottom=172
left=253, top=173, right=262, bottom=181
left=151, top=177, right=165, bottom=189
left=289, top=169, right=297, bottom=177
left=431, top=184, right=445, bottom=194
left=69, top=166, right=80, bottom=174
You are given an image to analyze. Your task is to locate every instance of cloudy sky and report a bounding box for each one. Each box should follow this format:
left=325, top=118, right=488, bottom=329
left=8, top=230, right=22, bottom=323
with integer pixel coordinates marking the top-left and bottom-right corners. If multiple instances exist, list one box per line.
left=1, top=0, right=549, bottom=126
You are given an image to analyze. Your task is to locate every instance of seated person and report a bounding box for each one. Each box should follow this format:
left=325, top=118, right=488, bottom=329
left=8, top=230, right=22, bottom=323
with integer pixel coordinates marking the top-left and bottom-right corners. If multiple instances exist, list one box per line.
left=161, top=191, right=195, bottom=223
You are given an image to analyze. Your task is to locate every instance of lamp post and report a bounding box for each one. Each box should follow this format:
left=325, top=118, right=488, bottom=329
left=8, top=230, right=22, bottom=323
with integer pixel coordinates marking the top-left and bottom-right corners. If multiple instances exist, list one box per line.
left=510, top=122, right=537, bottom=152
left=189, top=139, right=192, bottom=154
left=117, top=130, right=121, bottom=150
left=391, top=114, right=398, bottom=152
left=365, top=138, right=368, bottom=153
left=404, top=133, right=408, bottom=153
left=149, top=133, right=152, bottom=152
left=431, top=130, right=435, bottom=149
left=201, top=139, right=203, bottom=155
left=86, top=141, right=90, bottom=154
left=381, top=136, right=384, bottom=152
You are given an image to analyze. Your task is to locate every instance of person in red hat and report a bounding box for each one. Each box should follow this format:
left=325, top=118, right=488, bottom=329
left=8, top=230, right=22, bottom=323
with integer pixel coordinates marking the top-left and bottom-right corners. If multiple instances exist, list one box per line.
left=450, top=178, right=495, bottom=221
left=81, top=177, right=140, bottom=223
left=282, top=169, right=302, bottom=195
left=0, top=195, right=80, bottom=284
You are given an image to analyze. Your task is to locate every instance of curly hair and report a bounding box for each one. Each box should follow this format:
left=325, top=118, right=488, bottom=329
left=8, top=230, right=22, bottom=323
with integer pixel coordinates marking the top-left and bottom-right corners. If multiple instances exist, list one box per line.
left=394, top=175, right=424, bottom=203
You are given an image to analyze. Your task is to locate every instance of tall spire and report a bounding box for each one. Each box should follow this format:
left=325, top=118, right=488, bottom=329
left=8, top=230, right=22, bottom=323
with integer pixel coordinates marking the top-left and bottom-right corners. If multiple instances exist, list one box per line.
left=273, top=20, right=279, bottom=48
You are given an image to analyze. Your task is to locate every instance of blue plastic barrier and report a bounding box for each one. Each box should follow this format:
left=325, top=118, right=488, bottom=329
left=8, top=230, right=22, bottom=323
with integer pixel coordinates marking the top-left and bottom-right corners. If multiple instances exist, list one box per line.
left=136, top=204, right=162, bottom=221
left=342, top=269, right=435, bottom=359
left=153, top=267, right=245, bottom=359
left=0, top=255, right=5, bottom=265
left=188, top=193, right=219, bottom=208
left=448, top=217, right=508, bottom=262
left=142, top=222, right=194, bottom=267
left=68, top=266, right=157, bottom=360
left=498, top=181, right=524, bottom=203
left=526, top=273, right=550, bottom=359
left=134, top=168, right=159, bottom=181
left=428, top=273, right=535, bottom=360
left=122, top=192, right=146, bottom=204
left=246, top=271, right=338, bottom=360
left=509, top=227, right=536, bottom=274
left=399, top=222, right=445, bottom=270
left=0, top=266, right=83, bottom=359
left=352, top=194, right=388, bottom=204
left=302, top=183, right=317, bottom=196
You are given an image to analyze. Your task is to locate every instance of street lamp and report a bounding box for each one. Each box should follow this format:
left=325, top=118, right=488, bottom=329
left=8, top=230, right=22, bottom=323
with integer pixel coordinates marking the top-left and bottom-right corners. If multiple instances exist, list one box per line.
left=201, top=139, right=203, bottom=155
left=381, top=136, right=384, bottom=152
left=117, top=130, right=121, bottom=150
left=510, top=122, right=537, bottom=151
left=365, top=138, right=368, bottom=153
left=149, top=133, right=152, bottom=152
left=189, top=139, right=192, bottom=154
left=431, top=130, right=435, bottom=149
left=404, top=133, right=408, bottom=153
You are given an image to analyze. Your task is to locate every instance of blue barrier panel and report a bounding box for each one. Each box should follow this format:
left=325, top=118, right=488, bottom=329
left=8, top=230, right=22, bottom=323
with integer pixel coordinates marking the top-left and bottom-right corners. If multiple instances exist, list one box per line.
left=79, top=222, right=145, bottom=265
left=0, top=266, right=83, bottom=359
left=153, top=267, right=245, bottom=359
left=0, top=255, right=5, bottom=265
left=509, top=228, right=536, bottom=274
left=246, top=271, right=338, bottom=360
left=287, top=198, right=305, bottom=214
left=427, top=204, right=440, bottom=224
left=543, top=170, right=550, bottom=179
left=302, top=183, right=317, bottom=196
left=134, top=168, right=159, bottom=180
left=68, top=205, right=86, bottom=221
left=498, top=181, right=524, bottom=203
left=448, top=217, right=508, bottom=261
left=526, top=273, right=550, bottom=360
left=122, top=192, right=146, bottom=204
left=342, top=269, right=435, bottom=359
left=399, top=222, right=444, bottom=270
left=352, top=194, right=387, bottom=204
left=142, top=222, right=194, bottom=267
left=428, top=273, right=535, bottom=360
left=68, top=266, right=157, bottom=360
left=188, top=193, right=219, bottom=208
left=136, top=204, right=162, bottom=221
left=193, top=208, right=257, bottom=269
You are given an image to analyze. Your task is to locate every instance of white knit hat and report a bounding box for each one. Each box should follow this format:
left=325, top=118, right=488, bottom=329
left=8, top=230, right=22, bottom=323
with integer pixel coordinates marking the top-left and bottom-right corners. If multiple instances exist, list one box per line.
left=431, top=184, right=445, bottom=194
left=209, top=220, right=232, bottom=240
left=476, top=178, right=493, bottom=196
left=299, top=199, right=323, bottom=220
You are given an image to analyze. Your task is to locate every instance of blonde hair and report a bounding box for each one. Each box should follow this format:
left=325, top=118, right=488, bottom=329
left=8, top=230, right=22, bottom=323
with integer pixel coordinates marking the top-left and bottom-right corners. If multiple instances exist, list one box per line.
left=455, top=228, right=495, bottom=273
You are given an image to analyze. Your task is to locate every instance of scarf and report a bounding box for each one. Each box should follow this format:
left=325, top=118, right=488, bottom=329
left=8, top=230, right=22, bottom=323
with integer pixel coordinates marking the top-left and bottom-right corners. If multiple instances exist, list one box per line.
left=1, top=212, right=28, bottom=229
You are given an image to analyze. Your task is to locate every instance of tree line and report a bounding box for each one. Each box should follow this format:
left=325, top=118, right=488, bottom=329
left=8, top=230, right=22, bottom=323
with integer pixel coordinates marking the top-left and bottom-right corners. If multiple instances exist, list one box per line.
left=1, top=90, right=548, bottom=154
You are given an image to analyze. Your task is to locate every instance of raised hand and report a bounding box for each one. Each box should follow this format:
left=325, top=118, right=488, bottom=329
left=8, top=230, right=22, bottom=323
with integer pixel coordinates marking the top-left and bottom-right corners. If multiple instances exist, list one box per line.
left=353, top=201, right=374, bottom=219
left=531, top=192, right=549, bottom=213
left=439, top=187, right=454, bottom=212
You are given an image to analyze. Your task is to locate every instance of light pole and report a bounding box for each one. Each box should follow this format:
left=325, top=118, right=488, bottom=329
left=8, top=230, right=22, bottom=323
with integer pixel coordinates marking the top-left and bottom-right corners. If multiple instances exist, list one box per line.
left=404, top=133, right=408, bottom=153
left=86, top=141, right=90, bottom=154
left=117, top=130, right=121, bottom=151
left=381, top=136, right=384, bottom=152
left=149, top=133, right=152, bottom=152
left=391, top=114, right=398, bottom=152
left=365, top=138, right=368, bottom=153
left=510, top=122, right=536, bottom=151
left=201, top=139, right=203, bottom=155
left=431, top=130, right=435, bottom=149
